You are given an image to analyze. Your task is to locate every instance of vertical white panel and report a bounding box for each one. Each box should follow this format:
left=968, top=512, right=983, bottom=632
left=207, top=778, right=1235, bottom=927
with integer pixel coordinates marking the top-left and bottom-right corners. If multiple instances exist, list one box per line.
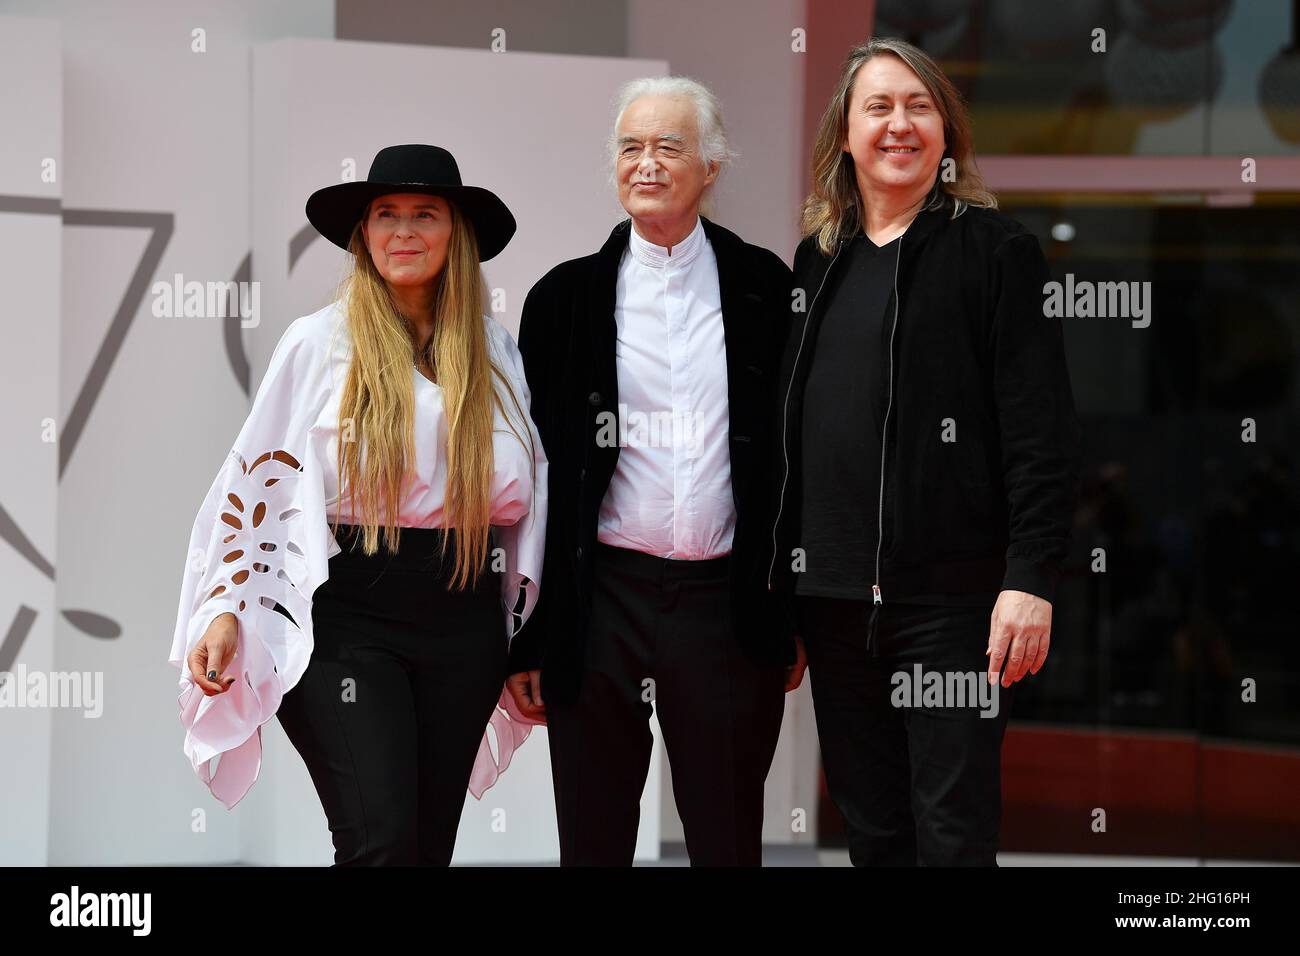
left=0, top=14, right=61, bottom=867
left=0, top=0, right=336, bottom=866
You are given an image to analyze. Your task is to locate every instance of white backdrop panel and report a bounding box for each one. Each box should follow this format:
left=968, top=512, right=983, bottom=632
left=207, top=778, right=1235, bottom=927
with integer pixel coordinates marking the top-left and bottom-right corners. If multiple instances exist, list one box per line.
left=0, top=14, right=61, bottom=866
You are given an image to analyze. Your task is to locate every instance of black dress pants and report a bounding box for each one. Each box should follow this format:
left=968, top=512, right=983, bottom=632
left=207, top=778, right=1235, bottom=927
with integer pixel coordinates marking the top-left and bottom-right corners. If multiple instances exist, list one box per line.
left=798, top=595, right=1013, bottom=866
left=546, top=542, right=786, bottom=866
left=275, top=524, right=508, bottom=866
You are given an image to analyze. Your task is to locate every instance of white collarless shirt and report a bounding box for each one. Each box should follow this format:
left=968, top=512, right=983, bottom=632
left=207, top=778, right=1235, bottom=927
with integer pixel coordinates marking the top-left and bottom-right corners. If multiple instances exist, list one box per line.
left=596, top=216, right=735, bottom=560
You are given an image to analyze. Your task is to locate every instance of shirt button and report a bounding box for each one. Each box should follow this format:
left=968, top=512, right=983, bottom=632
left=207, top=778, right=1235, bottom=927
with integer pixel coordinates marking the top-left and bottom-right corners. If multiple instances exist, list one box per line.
left=579, top=467, right=586, bottom=481
left=576, top=546, right=584, bottom=560
left=588, top=391, right=602, bottom=405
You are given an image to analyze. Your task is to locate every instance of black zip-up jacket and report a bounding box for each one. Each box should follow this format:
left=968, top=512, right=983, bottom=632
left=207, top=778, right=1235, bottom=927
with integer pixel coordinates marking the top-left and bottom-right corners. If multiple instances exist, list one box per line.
left=769, top=197, right=1083, bottom=620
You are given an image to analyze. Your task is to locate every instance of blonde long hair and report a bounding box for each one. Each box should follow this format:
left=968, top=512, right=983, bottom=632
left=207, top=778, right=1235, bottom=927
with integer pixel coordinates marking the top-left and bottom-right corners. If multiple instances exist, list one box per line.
left=330, top=199, right=531, bottom=590
left=802, top=37, right=997, bottom=255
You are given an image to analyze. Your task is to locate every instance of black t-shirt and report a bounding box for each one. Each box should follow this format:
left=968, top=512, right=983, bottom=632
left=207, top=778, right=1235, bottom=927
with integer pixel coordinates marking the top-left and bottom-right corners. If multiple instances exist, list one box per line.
left=795, top=232, right=997, bottom=606
left=796, top=233, right=897, bottom=600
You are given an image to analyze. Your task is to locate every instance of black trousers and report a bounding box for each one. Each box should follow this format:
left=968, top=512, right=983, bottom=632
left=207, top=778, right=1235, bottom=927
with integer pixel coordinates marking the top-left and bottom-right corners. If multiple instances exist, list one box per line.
left=546, top=542, right=786, bottom=866
left=798, top=595, right=1013, bottom=866
left=275, top=524, right=507, bottom=866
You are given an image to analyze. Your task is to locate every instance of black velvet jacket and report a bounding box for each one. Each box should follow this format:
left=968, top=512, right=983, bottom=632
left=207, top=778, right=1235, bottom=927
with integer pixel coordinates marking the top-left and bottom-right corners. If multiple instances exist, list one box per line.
left=509, top=217, right=797, bottom=704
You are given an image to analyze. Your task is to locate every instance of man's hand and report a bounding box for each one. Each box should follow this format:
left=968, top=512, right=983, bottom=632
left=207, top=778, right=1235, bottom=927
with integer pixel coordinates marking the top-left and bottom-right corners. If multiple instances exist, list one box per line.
left=986, top=590, right=1051, bottom=687
left=784, top=636, right=808, bottom=692
left=506, top=669, right=546, bottom=723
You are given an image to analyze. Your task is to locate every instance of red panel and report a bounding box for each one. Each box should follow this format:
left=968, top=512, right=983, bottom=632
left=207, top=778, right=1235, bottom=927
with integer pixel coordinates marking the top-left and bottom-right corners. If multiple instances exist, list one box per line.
left=817, top=726, right=1300, bottom=860
left=1000, top=727, right=1300, bottom=860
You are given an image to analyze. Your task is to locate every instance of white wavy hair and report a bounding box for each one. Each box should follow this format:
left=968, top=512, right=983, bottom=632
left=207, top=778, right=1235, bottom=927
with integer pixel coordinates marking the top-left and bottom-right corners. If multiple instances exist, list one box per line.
left=607, top=75, right=736, bottom=214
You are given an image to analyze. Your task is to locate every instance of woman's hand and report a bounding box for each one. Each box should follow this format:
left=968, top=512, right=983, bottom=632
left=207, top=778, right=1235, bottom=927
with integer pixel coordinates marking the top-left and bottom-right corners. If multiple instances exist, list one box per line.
left=506, top=669, right=546, bottom=723
left=188, top=613, right=240, bottom=696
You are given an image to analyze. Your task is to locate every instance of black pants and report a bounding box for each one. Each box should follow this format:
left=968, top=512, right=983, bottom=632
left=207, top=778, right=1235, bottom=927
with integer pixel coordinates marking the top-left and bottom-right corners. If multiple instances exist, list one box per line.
left=546, top=542, right=786, bottom=866
left=798, top=595, right=1012, bottom=866
left=275, top=524, right=507, bottom=866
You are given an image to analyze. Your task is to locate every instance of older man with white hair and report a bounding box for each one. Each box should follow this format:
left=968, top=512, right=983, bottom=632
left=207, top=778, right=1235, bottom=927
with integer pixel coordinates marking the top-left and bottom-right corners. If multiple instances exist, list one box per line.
left=505, top=76, right=803, bottom=865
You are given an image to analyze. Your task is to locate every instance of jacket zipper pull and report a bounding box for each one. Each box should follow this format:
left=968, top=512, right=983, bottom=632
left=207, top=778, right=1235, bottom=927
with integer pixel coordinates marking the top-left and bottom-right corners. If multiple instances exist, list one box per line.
left=872, top=584, right=882, bottom=605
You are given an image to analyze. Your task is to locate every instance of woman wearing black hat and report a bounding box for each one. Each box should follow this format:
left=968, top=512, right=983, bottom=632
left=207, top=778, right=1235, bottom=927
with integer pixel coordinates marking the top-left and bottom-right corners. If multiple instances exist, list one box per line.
left=168, top=145, right=548, bottom=866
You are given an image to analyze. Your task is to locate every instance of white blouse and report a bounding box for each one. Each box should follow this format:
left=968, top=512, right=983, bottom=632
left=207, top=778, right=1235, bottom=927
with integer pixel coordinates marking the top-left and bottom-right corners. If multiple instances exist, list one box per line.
left=168, top=298, right=548, bottom=810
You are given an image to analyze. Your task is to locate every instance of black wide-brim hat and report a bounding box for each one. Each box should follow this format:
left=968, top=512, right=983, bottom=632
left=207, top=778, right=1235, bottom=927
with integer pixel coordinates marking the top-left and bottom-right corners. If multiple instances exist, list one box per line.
left=305, top=144, right=516, bottom=261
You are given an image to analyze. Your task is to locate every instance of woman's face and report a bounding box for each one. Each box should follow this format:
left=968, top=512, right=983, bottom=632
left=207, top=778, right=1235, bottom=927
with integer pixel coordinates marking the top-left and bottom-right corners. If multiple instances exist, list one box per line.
left=842, top=55, right=946, bottom=200
left=361, top=192, right=453, bottom=288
